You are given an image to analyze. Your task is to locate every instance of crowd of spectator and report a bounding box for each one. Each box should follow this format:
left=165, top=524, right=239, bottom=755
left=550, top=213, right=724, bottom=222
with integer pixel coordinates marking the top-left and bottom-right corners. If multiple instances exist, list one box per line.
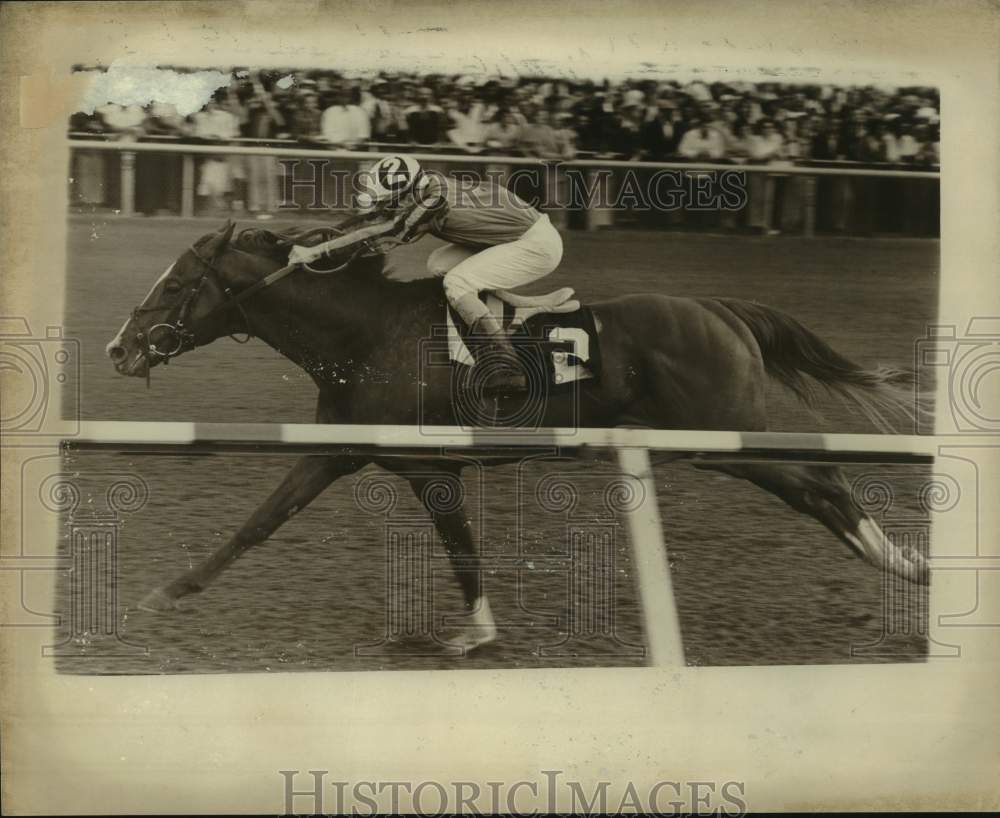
left=71, top=67, right=940, bottom=166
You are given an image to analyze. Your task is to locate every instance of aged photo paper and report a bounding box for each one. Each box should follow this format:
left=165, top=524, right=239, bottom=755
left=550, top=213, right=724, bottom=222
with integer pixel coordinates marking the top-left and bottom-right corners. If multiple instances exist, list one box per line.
left=1, top=0, right=998, bottom=813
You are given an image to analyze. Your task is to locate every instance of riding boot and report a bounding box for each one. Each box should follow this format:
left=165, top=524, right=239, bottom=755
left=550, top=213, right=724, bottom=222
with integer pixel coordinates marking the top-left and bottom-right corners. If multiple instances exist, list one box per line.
left=468, top=313, right=527, bottom=394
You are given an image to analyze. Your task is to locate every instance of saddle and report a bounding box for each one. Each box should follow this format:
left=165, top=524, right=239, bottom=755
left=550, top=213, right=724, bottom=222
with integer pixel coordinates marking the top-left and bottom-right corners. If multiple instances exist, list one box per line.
left=445, top=287, right=601, bottom=386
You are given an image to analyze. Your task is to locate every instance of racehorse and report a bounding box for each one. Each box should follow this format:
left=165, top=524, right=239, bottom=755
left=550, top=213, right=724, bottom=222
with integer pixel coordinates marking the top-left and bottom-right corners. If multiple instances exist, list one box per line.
left=106, top=220, right=929, bottom=651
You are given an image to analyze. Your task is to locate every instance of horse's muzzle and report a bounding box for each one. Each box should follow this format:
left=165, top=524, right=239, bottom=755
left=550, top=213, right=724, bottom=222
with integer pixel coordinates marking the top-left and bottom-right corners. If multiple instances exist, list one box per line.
left=111, top=350, right=150, bottom=377
left=108, top=343, right=128, bottom=364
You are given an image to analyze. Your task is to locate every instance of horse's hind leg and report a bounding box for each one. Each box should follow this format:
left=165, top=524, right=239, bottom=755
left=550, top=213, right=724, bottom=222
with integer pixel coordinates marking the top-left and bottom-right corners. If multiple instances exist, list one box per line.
left=698, top=462, right=929, bottom=585
left=398, top=465, right=497, bottom=651
left=139, top=455, right=363, bottom=611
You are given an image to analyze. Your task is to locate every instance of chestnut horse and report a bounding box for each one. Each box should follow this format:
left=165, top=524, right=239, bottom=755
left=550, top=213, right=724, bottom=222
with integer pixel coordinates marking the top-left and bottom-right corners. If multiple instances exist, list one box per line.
left=106, top=221, right=928, bottom=651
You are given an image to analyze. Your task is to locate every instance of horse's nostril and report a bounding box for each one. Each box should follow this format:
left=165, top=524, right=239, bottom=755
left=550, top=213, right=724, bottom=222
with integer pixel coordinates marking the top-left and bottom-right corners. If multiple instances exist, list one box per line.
left=108, top=345, right=127, bottom=362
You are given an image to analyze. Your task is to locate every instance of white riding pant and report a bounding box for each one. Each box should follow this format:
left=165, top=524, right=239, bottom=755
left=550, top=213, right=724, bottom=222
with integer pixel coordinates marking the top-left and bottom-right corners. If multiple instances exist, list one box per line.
left=427, top=214, right=564, bottom=306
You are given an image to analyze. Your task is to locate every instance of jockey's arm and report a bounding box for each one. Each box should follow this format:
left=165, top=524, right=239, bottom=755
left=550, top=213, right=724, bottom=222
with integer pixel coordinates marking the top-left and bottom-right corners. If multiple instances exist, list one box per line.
left=287, top=176, right=448, bottom=266
left=287, top=218, right=401, bottom=266
left=398, top=175, right=449, bottom=242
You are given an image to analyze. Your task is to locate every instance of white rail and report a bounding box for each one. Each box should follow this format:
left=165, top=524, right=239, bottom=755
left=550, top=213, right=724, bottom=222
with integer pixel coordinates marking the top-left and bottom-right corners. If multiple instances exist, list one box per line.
left=62, top=421, right=937, bottom=461
left=61, top=420, right=939, bottom=668
left=68, top=138, right=940, bottom=236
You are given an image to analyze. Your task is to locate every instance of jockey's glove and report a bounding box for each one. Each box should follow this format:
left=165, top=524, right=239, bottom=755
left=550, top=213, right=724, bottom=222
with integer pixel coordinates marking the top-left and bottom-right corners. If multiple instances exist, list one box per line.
left=287, top=244, right=322, bottom=266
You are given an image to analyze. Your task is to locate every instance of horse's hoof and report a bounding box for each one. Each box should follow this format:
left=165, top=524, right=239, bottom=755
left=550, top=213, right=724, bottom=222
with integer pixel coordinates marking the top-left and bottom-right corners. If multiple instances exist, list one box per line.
left=137, top=588, right=181, bottom=613
left=442, top=598, right=498, bottom=653
left=446, top=615, right=499, bottom=653
left=901, top=546, right=931, bottom=585
left=447, top=626, right=498, bottom=653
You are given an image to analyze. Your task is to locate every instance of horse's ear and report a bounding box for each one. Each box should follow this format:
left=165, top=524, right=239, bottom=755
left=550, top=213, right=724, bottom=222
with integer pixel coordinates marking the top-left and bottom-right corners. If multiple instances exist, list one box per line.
left=202, top=220, right=237, bottom=259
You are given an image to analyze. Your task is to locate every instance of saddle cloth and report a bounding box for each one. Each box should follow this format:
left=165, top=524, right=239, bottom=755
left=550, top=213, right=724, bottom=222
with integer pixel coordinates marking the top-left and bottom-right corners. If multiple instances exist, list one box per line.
left=446, top=287, right=601, bottom=386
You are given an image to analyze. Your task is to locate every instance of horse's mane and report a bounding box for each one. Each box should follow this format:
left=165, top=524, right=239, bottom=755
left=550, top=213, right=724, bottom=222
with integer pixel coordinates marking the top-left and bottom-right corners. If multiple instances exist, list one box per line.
left=230, top=224, right=391, bottom=280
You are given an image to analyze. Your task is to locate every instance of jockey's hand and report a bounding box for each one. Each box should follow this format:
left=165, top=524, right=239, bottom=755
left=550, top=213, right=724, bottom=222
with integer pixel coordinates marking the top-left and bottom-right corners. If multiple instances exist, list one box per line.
left=287, top=244, right=321, bottom=267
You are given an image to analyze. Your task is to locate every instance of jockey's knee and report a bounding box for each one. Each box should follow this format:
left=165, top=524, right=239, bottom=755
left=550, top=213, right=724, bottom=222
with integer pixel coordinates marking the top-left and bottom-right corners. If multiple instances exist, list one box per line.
left=443, top=272, right=477, bottom=304
left=427, top=244, right=473, bottom=276
left=427, top=251, right=451, bottom=277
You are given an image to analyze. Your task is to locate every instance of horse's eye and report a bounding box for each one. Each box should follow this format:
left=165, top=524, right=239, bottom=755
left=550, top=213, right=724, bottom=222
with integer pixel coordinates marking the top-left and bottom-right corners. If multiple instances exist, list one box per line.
left=163, top=279, right=182, bottom=294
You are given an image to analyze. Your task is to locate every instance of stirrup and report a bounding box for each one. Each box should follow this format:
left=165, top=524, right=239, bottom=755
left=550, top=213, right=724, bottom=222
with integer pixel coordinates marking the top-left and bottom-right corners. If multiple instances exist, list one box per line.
left=480, top=368, right=528, bottom=395
left=476, top=344, right=527, bottom=394
left=466, top=316, right=527, bottom=394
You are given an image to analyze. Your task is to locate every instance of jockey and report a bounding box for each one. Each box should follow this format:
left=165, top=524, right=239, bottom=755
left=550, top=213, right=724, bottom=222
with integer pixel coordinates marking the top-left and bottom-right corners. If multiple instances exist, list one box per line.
left=356, top=154, right=564, bottom=393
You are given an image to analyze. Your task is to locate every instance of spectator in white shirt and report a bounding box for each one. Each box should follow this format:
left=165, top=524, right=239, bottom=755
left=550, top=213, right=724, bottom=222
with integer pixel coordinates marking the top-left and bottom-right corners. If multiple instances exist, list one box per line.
left=750, top=119, right=786, bottom=161
left=444, top=94, right=488, bottom=153
left=190, top=99, right=240, bottom=213
left=896, top=122, right=921, bottom=162
left=748, top=119, right=787, bottom=235
left=190, top=100, right=239, bottom=141
left=677, top=116, right=725, bottom=160
left=320, top=87, right=371, bottom=148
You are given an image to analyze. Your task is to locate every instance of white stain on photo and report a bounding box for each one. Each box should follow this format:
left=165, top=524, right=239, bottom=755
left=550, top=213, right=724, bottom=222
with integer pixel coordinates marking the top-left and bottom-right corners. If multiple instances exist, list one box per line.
left=75, top=60, right=232, bottom=116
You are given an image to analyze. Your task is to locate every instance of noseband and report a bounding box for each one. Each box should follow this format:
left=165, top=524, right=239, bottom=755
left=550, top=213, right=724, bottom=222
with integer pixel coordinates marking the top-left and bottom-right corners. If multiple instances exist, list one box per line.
left=131, top=245, right=252, bottom=366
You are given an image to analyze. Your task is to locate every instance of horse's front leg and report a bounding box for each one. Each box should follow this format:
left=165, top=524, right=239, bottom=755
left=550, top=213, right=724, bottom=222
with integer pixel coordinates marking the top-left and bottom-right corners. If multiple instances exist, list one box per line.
left=399, top=465, right=498, bottom=652
left=139, top=455, right=363, bottom=611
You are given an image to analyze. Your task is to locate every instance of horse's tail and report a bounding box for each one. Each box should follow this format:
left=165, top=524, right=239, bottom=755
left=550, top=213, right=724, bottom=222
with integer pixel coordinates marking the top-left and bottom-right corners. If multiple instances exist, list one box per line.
left=715, top=298, right=928, bottom=433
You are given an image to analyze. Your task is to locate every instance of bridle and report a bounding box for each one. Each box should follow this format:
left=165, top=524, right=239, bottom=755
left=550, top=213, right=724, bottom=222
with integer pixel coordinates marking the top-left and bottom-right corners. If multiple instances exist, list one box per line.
left=128, top=217, right=411, bottom=381
left=130, top=244, right=254, bottom=367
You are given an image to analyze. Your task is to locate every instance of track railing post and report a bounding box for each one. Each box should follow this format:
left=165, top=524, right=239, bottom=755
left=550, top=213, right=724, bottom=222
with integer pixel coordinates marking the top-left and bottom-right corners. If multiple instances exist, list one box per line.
left=616, top=446, right=685, bottom=667
left=181, top=154, right=195, bottom=217
left=119, top=150, right=135, bottom=217
left=803, top=173, right=817, bottom=238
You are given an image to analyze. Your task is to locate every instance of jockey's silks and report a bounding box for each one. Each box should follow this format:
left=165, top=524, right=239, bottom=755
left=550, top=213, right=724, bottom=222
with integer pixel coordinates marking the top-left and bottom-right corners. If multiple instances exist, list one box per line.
left=417, top=175, right=542, bottom=248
